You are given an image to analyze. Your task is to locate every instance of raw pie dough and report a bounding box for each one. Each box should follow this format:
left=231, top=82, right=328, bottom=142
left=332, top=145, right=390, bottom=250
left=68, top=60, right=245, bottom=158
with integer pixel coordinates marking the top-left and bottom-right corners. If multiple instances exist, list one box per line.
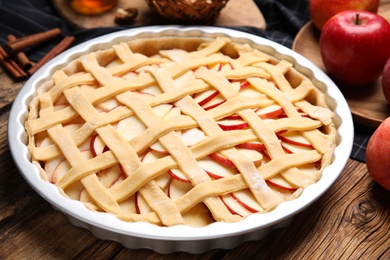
left=26, top=36, right=336, bottom=227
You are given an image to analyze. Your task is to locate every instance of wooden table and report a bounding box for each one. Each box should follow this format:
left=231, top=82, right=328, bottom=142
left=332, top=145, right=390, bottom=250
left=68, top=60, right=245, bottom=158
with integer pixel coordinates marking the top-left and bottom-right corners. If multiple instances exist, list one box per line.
left=1, top=67, right=390, bottom=259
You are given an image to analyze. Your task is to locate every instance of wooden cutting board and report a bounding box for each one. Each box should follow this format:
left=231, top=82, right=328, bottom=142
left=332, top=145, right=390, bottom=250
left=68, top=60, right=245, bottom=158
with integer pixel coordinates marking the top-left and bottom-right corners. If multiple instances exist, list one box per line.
left=292, top=1, right=390, bottom=128
left=52, top=0, right=266, bottom=30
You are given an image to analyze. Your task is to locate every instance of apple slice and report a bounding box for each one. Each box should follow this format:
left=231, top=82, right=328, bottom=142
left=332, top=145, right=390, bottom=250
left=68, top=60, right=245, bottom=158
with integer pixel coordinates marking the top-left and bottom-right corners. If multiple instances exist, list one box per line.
left=180, top=127, right=206, bottom=147
left=154, top=172, right=172, bottom=191
left=237, top=141, right=266, bottom=151
left=203, top=100, right=226, bottom=111
left=278, top=112, right=309, bottom=118
left=298, top=163, right=319, bottom=175
left=44, top=155, right=65, bottom=183
left=208, top=62, right=222, bottom=72
left=236, top=148, right=263, bottom=166
left=196, top=84, right=234, bottom=110
left=281, top=143, right=294, bottom=154
left=90, top=134, right=106, bottom=157
left=131, top=90, right=154, bottom=99
left=210, top=148, right=262, bottom=168
left=174, top=70, right=196, bottom=88
left=40, top=123, right=91, bottom=151
left=168, top=169, right=191, bottom=183
left=266, top=175, right=297, bottom=191
left=181, top=202, right=214, bottom=227
left=96, top=164, right=123, bottom=188
left=55, top=93, right=70, bottom=107
left=278, top=107, right=309, bottom=118
left=193, top=89, right=219, bottom=106
left=53, top=104, right=68, bottom=112
left=167, top=179, right=214, bottom=227
left=141, top=150, right=186, bottom=184
left=121, top=71, right=138, bottom=80
left=162, top=106, right=182, bottom=119
left=141, top=150, right=164, bottom=163
left=141, top=84, right=163, bottom=96
left=220, top=194, right=254, bottom=217
left=231, top=189, right=262, bottom=213
left=117, top=114, right=146, bottom=141
left=109, top=171, right=127, bottom=188
left=198, top=91, right=226, bottom=110
left=64, top=181, right=84, bottom=200
left=38, top=136, right=54, bottom=148
left=118, top=194, right=137, bottom=214
left=240, top=81, right=250, bottom=90
left=281, top=141, right=314, bottom=154
left=239, top=85, right=266, bottom=98
left=96, top=97, right=121, bottom=112
left=159, top=49, right=189, bottom=63
left=78, top=84, right=97, bottom=94
left=168, top=178, right=193, bottom=199
left=277, top=130, right=313, bottom=148
left=44, top=123, right=91, bottom=181
left=198, top=156, right=239, bottom=179
left=152, top=103, right=174, bottom=119
left=50, top=150, right=93, bottom=184
left=119, top=103, right=173, bottom=144
left=209, top=152, right=236, bottom=168
left=150, top=141, right=167, bottom=154
left=220, top=62, right=234, bottom=71
left=223, top=113, right=242, bottom=120
left=217, top=119, right=249, bottom=131
left=150, top=106, right=182, bottom=153
left=256, top=105, right=284, bottom=119
left=135, top=191, right=153, bottom=214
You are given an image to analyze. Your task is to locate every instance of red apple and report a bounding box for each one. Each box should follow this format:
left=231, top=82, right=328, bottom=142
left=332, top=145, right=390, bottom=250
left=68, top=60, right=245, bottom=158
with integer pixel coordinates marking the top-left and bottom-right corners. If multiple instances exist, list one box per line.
left=366, top=117, right=390, bottom=191
left=320, top=11, right=390, bottom=86
left=309, top=0, right=379, bottom=31
left=382, top=57, right=390, bottom=104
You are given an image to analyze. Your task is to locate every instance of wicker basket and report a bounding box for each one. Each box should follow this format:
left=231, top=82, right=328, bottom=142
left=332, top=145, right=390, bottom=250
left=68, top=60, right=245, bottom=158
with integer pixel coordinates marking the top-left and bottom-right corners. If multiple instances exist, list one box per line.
left=144, top=0, right=230, bottom=24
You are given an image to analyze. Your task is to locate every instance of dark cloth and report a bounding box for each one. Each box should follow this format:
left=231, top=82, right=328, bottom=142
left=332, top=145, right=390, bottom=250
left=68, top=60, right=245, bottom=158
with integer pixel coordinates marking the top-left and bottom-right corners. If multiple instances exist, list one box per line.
left=0, top=0, right=375, bottom=162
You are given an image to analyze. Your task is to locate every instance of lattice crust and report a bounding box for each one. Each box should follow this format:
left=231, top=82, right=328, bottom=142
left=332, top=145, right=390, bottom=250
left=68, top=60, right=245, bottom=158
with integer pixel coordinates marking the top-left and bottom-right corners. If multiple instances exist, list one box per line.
left=26, top=37, right=336, bottom=227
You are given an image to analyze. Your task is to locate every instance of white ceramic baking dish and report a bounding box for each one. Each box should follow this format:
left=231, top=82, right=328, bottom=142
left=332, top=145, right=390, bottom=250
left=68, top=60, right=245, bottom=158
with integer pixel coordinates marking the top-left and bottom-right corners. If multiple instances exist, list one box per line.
left=8, top=25, right=354, bottom=254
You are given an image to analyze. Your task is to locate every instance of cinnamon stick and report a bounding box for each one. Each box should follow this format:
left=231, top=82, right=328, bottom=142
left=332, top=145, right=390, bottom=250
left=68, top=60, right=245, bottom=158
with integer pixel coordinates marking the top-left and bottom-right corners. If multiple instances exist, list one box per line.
left=28, top=36, right=75, bottom=76
left=0, top=46, right=27, bottom=81
left=7, top=34, right=33, bottom=71
left=6, top=28, right=62, bottom=54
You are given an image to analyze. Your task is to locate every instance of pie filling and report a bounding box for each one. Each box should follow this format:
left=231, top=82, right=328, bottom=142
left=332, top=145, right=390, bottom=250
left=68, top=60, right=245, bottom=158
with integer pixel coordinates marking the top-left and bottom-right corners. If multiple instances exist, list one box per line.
left=26, top=36, right=336, bottom=227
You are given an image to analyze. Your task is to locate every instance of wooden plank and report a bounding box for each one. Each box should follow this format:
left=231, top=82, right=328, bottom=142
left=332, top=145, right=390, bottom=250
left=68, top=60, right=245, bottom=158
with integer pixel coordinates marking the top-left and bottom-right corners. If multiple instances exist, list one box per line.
left=1, top=153, right=389, bottom=258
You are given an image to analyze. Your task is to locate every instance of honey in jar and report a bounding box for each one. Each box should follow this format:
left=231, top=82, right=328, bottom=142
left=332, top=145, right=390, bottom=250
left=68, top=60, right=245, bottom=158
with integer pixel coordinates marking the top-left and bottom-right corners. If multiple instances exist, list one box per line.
left=70, top=0, right=118, bottom=15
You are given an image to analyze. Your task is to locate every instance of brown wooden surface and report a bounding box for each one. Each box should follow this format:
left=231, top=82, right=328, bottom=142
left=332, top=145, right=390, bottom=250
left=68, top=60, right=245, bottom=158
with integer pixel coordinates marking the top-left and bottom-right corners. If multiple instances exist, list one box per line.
left=292, top=1, right=390, bottom=128
left=1, top=66, right=390, bottom=259
left=52, top=0, right=266, bottom=30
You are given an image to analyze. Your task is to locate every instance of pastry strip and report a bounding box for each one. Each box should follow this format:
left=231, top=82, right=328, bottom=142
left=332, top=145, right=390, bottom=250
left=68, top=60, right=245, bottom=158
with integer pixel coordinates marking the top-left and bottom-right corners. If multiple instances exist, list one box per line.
left=248, top=77, right=332, bottom=154
left=26, top=36, right=337, bottom=226
left=47, top=124, right=122, bottom=214
left=77, top=59, right=186, bottom=225
left=116, top=90, right=240, bottom=222
left=176, top=97, right=283, bottom=210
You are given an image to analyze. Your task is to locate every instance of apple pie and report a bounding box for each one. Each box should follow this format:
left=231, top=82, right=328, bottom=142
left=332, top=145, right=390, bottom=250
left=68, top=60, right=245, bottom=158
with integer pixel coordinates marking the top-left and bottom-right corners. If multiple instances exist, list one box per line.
left=26, top=36, right=336, bottom=227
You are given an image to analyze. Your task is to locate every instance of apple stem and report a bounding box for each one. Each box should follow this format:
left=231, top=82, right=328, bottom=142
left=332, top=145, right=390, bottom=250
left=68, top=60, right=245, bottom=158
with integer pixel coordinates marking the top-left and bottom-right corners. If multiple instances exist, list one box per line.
left=355, top=13, right=362, bottom=25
